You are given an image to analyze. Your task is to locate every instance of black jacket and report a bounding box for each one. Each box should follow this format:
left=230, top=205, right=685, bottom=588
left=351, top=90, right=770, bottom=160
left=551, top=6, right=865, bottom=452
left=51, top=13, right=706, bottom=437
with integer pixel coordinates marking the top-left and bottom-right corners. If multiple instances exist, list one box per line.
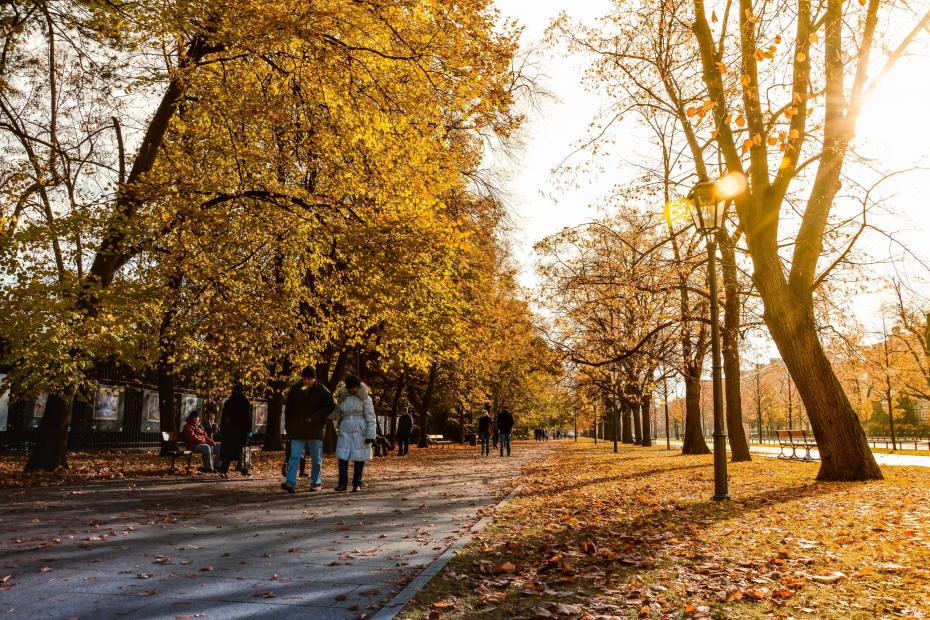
left=219, top=393, right=251, bottom=462
left=477, top=414, right=492, bottom=434
left=496, top=410, right=514, bottom=433
left=285, top=381, right=335, bottom=440
left=396, top=413, right=413, bottom=438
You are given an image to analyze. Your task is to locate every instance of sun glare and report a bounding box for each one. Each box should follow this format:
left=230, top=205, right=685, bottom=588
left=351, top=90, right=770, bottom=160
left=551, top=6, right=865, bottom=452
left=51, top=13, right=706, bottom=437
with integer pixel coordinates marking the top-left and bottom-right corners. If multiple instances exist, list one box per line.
left=855, top=58, right=930, bottom=166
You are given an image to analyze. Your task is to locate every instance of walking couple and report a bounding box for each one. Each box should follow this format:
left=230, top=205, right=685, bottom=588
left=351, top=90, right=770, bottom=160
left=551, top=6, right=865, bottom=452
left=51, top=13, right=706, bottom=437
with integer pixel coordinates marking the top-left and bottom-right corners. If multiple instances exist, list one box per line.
left=477, top=404, right=515, bottom=457
left=281, top=367, right=376, bottom=494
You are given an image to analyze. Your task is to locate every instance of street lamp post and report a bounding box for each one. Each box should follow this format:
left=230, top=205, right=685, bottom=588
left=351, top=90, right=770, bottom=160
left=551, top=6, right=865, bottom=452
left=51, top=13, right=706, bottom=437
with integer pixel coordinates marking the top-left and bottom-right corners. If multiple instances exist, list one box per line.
left=688, top=172, right=745, bottom=502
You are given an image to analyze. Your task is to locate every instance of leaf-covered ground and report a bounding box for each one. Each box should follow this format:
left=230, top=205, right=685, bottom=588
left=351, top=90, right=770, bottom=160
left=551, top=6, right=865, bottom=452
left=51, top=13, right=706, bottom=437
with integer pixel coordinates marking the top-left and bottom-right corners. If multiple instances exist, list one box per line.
left=400, top=442, right=930, bottom=619
left=0, top=443, right=483, bottom=489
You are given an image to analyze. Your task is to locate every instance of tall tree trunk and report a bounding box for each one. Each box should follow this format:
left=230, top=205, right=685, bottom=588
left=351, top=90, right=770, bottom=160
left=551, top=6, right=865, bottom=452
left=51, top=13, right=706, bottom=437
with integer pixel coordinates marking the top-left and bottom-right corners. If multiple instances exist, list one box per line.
left=388, top=369, right=406, bottom=443
left=24, top=392, right=73, bottom=471
left=409, top=362, right=439, bottom=448
left=621, top=400, right=634, bottom=444
left=320, top=348, right=349, bottom=455
left=157, top=361, right=178, bottom=439
left=263, top=357, right=291, bottom=452
left=719, top=231, right=751, bottom=461
left=682, top=367, right=711, bottom=454
left=632, top=395, right=643, bottom=444
left=640, top=395, right=652, bottom=447
left=761, top=274, right=881, bottom=480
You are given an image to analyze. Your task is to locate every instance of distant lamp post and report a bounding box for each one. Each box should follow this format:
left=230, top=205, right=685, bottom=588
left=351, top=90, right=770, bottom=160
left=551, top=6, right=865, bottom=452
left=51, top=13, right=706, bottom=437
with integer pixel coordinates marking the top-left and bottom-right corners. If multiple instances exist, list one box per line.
left=688, top=171, right=746, bottom=501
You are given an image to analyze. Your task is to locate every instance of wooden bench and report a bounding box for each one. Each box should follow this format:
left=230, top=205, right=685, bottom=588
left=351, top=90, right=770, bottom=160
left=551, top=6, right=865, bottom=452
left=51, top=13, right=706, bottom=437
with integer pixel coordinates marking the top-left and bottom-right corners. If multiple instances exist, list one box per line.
left=427, top=434, right=451, bottom=446
left=161, top=431, right=193, bottom=471
left=775, top=429, right=818, bottom=461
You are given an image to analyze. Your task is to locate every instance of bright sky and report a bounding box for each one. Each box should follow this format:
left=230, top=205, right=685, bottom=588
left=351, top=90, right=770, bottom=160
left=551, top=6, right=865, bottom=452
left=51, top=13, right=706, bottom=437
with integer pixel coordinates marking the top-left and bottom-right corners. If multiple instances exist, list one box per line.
left=491, top=0, right=930, bottom=337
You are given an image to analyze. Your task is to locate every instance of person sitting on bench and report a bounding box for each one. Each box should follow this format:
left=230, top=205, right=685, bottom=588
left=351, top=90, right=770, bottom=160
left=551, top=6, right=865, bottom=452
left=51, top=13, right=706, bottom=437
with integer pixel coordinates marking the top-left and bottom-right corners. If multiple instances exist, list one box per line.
left=182, top=411, right=220, bottom=473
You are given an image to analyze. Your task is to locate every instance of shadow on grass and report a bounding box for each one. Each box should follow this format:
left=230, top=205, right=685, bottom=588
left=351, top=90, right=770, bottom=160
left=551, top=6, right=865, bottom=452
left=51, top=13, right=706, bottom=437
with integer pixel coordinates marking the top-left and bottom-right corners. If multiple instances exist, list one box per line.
left=404, top=459, right=848, bottom=619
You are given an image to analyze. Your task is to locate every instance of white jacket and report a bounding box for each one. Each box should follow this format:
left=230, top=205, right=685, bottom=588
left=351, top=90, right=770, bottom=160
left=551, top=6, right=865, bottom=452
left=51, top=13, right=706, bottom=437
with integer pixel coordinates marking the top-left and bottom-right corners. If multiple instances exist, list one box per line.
left=332, top=383, right=377, bottom=462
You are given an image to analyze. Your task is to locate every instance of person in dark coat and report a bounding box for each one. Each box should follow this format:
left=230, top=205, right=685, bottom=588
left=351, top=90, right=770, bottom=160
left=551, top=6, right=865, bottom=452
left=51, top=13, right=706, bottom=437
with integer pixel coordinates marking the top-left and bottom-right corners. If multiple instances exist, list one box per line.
left=218, top=384, right=251, bottom=477
left=477, top=404, right=493, bottom=456
left=203, top=413, right=220, bottom=441
left=395, top=407, right=413, bottom=456
left=496, top=407, right=515, bottom=457
left=281, top=366, right=335, bottom=493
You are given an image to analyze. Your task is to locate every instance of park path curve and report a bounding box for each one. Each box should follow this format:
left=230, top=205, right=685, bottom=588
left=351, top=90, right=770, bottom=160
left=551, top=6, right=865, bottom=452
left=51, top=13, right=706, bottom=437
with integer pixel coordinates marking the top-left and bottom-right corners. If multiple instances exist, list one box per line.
left=0, top=442, right=551, bottom=620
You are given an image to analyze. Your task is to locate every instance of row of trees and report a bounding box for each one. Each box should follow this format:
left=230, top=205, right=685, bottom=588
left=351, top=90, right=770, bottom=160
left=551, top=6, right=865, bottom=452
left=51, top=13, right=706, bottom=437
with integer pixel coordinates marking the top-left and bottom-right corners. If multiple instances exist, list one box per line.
left=0, top=0, right=568, bottom=470
left=540, top=0, right=929, bottom=480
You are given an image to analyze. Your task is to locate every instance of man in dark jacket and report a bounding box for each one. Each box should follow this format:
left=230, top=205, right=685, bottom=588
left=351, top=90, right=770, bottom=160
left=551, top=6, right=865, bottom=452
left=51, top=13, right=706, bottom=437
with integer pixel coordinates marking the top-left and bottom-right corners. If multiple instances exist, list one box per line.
left=496, top=407, right=515, bottom=457
left=218, top=384, right=251, bottom=477
left=477, top=404, right=493, bottom=456
left=282, top=366, right=334, bottom=493
left=395, top=407, right=413, bottom=456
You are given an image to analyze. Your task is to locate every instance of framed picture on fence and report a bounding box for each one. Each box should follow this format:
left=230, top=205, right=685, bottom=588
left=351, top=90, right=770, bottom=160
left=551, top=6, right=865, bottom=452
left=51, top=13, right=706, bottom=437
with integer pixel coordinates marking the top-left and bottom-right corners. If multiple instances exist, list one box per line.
left=181, top=394, right=202, bottom=420
left=143, top=390, right=160, bottom=423
left=93, top=386, right=122, bottom=421
left=253, top=401, right=268, bottom=428
left=33, top=392, right=48, bottom=423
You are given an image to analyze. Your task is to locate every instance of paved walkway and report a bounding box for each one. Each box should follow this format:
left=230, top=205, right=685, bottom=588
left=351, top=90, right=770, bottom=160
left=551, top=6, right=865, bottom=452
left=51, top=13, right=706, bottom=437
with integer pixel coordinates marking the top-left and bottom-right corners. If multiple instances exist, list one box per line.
left=667, top=440, right=930, bottom=467
left=0, top=443, right=547, bottom=620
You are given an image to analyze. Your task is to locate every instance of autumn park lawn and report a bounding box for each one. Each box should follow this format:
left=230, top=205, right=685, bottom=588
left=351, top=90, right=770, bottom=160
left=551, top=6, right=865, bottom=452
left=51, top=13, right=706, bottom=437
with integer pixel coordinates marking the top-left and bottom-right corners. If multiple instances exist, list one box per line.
left=402, top=442, right=930, bottom=620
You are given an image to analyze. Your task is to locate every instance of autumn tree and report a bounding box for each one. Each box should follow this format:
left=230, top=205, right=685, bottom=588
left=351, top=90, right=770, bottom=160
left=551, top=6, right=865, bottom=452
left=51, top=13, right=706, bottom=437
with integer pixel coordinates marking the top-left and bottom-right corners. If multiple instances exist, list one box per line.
left=0, top=0, right=524, bottom=470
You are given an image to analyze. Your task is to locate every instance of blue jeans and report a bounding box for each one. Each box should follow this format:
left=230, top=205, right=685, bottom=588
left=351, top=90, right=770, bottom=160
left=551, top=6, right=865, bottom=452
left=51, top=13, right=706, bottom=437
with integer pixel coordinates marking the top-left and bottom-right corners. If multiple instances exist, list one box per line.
left=194, top=443, right=218, bottom=470
left=287, top=439, right=323, bottom=487
left=480, top=432, right=490, bottom=455
left=499, top=432, right=512, bottom=456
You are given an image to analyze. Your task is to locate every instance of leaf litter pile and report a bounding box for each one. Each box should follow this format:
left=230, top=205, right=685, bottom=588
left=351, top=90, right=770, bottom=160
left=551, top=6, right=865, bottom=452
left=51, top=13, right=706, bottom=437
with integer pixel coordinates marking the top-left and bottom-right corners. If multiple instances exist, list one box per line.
left=401, top=442, right=930, bottom=619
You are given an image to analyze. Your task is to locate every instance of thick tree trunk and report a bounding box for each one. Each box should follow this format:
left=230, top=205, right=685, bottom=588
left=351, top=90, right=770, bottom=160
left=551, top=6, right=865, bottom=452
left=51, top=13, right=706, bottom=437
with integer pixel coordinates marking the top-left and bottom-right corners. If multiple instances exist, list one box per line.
left=719, top=232, right=751, bottom=462
left=263, top=358, right=290, bottom=452
left=157, top=365, right=178, bottom=436
left=761, top=275, right=881, bottom=480
left=264, top=388, right=285, bottom=452
left=640, top=395, right=652, bottom=447
left=24, top=392, right=73, bottom=471
left=682, top=368, right=710, bottom=454
left=621, top=400, right=634, bottom=444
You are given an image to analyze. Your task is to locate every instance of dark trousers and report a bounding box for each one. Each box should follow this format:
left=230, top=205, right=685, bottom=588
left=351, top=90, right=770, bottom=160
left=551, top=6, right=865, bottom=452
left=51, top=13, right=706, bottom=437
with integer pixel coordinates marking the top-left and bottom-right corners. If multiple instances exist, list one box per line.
left=338, top=459, right=365, bottom=487
left=397, top=436, right=410, bottom=456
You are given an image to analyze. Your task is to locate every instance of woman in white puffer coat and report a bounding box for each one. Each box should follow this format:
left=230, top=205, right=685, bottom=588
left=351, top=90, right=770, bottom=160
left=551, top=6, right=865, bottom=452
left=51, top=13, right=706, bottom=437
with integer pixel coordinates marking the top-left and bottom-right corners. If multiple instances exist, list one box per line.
left=331, top=375, right=377, bottom=492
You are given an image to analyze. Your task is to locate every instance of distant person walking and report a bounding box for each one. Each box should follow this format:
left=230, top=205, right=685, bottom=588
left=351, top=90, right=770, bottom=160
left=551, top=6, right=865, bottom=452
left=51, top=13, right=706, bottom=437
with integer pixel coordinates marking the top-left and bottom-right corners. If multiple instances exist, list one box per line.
left=477, top=404, right=493, bottom=456
left=396, top=407, right=413, bottom=456
left=332, top=375, right=377, bottom=492
left=282, top=366, right=335, bottom=493
left=218, top=384, right=252, bottom=478
left=497, top=407, right=514, bottom=457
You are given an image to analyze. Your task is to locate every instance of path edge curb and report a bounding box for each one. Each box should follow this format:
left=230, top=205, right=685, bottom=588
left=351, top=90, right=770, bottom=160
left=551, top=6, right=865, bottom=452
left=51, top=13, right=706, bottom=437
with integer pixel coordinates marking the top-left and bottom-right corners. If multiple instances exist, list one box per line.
left=371, top=482, right=526, bottom=620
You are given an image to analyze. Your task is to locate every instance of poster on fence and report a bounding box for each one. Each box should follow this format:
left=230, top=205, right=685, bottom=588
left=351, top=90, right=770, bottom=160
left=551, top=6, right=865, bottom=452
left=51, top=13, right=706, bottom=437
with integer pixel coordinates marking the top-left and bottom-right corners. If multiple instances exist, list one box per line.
left=142, top=390, right=160, bottom=432
left=181, top=394, right=202, bottom=421
left=253, top=401, right=268, bottom=429
left=94, top=386, right=123, bottom=421
left=33, top=392, right=48, bottom=427
left=0, top=373, right=8, bottom=432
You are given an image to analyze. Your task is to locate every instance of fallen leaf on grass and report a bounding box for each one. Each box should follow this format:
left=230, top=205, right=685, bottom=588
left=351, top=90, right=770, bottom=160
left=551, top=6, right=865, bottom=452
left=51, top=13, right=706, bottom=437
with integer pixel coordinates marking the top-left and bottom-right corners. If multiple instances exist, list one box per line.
left=494, top=561, right=516, bottom=574
left=807, top=571, right=846, bottom=584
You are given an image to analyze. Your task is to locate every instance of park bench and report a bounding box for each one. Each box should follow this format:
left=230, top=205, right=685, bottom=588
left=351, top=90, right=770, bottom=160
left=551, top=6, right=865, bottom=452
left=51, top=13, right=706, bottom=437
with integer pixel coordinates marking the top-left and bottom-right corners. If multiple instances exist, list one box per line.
left=775, top=429, right=818, bottom=461
left=161, top=431, right=193, bottom=471
left=427, top=434, right=452, bottom=446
